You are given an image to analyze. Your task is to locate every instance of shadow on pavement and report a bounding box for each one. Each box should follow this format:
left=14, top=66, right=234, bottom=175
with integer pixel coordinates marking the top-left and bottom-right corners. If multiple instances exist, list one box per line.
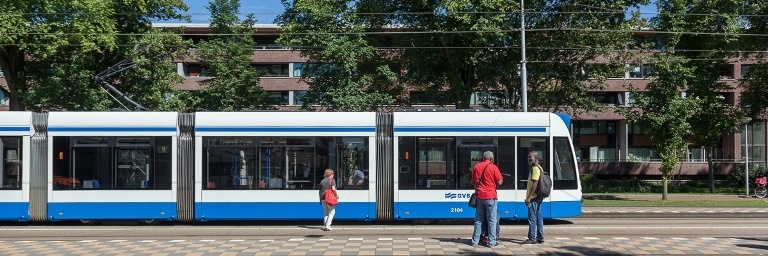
left=433, top=237, right=631, bottom=255
left=583, top=194, right=632, bottom=200
left=730, top=237, right=768, bottom=251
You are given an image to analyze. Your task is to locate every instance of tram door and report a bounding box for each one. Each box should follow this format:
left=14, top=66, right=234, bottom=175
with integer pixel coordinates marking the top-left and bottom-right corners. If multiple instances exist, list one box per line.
left=515, top=137, right=549, bottom=219
left=455, top=137, right=515, bottom=219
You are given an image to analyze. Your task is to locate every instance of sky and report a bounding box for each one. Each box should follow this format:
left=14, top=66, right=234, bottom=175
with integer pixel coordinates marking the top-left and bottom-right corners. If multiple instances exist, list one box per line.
left=180, top=0, right=285, bottom=24
left=175, top=0, right=657, bottom=25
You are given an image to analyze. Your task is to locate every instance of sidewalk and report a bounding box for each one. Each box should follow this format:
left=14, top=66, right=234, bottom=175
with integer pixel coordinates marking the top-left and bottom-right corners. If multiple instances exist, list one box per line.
left=581, top=194, right=768, bottom=218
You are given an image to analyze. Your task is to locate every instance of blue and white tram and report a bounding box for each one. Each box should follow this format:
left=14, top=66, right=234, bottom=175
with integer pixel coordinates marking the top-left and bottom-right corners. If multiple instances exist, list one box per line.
left=193, top=112, right=378, bottom=220
left=391, top=111, right=581, bottom=220
left=0, top=111, right=32, bottom=221
left=1, top=110, right=581, bottom=223
left=46, top=112, right=180, bottom=222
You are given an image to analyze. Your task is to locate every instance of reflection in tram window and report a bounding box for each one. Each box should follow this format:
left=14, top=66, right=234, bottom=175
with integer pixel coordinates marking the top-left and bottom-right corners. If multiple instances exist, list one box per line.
left=553, top=137, right=579, bottom=189
left=52, top=136, right=172, bottom=190
left=517, top=137, right=549, bottom=190
left=398, top=136, right=516, bottom=190
left=202, top=136, right=369, bottom=190
left=0, top=137, right=22, bottom=190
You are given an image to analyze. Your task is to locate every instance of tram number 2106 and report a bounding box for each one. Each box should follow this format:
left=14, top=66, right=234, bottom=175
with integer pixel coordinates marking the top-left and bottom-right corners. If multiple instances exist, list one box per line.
left=450, top=208, right=464, bottom=213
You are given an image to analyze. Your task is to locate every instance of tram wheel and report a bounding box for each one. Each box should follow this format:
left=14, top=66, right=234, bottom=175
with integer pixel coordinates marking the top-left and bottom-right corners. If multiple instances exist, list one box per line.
left=79, top=219, right=101, bottom=225
left=138, top=219, right=161, bottom=225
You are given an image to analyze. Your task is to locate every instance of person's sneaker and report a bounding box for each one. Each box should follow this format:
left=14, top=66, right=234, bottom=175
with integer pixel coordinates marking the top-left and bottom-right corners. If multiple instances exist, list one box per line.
left=326, top=227, right=333, bottom=231
left=488, top=242, right=499, bottom=248
left=537, top=239, right=545, bottom=244
left=521, top=239, right=537, bottom=245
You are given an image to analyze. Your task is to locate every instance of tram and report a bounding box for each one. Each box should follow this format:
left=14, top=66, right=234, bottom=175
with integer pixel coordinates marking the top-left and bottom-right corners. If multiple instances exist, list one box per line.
left=0, top=110, right=581, bottom=223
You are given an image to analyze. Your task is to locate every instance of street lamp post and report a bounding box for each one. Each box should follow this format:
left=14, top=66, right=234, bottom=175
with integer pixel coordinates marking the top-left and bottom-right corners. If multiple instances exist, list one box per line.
left=520, top=0, right=527, bottom=112
left=741, top=116, right=752, bottom=197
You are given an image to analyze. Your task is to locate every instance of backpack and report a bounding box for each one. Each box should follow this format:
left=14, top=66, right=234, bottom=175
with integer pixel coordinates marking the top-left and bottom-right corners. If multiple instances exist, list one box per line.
left=535, top=165, right=552, bottom=198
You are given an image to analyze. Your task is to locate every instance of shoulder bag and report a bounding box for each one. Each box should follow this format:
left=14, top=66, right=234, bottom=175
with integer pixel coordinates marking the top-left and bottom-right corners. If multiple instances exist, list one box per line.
left=324, top=179, right=339, bottom=206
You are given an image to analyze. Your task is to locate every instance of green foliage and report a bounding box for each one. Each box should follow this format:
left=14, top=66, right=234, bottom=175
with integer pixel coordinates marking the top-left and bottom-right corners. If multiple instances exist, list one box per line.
left=581, top=174, right=742, bottom=194
left=276, top=0, right=643, bottom=112
left=276, top=0, right=396, bottom=111
left=0, top=0, right=189, bottom=111
left=193, top=0, right=278, bottom=111
left=618, top=54, right=700, bottom=198
left=740, top=63, right=768, bottom=117
left=728, top=165, right=768, bottom=190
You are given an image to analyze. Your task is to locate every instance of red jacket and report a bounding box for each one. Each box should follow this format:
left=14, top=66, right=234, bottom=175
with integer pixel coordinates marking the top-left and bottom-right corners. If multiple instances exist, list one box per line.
left=472, top=160, right=502, bottom=200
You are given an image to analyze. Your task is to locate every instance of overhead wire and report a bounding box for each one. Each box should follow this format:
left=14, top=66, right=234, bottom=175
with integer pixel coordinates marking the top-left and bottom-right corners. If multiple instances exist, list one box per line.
left=3, top=11, right=768, bottom=18
left=2, top=28, right=768, bottom=37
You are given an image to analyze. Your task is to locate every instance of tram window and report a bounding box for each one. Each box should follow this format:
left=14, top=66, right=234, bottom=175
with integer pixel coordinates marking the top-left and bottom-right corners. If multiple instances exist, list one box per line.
left=398, top=137, right=417, bottom=190
left=517, top=137, right=549, bottom=190
left=398, top=137, right=458, bottom=190
left=1, top=137, right=22, bottom=190
left=496, top=137, right=515, bottom=190
left=202, top=136, right=369, bottom=191
left=52, top=136, right=172, bottom=190
left=418, top=138, right=453, bottom=189
left=553, top=137, right=578, bottom=189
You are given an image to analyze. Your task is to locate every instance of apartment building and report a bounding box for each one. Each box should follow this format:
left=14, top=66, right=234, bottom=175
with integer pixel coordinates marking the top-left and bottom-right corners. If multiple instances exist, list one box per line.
left=1, top=24, right=764, bottom=178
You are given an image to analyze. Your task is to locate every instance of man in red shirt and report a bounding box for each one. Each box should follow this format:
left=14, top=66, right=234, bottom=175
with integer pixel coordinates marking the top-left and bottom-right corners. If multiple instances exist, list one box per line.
left=470, top=151, right=503, bottom=247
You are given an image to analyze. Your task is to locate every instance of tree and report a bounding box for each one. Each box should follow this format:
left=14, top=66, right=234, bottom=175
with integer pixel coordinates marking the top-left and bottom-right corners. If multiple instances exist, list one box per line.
left=277, top=0, right=643, bottom=112
left=651, top=0, right=745, bottom=193
left=620, top=54, right=699, bottom=200
left=276, top=0, right=396, bottom=111
left=192, top=0, right=279, bottom=111
left=522, top=0, right=643, bottom=114
left=0, top=0, right=189, bottom=111
left=738, top=1, right=768, bottom=117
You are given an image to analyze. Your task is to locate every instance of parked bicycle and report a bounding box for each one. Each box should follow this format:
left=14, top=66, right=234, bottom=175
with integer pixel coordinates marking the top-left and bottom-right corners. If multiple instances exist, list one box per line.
left=755, top=176, right=767, bottom=198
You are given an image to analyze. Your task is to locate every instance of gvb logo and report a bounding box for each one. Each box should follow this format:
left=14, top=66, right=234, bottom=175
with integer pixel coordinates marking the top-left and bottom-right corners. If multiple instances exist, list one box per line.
left=444, top=192, right=473, bottom=199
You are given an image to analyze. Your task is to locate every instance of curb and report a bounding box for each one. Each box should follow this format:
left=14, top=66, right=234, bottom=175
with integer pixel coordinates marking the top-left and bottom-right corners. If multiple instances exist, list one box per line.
left=581, top=212, right=768, bottom=218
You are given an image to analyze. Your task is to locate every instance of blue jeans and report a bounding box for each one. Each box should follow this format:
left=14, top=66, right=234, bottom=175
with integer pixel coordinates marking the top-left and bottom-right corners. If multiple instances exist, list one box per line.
left=527, top=196, right=544, bottom=241
left=471, top=199, right=498, bottom=246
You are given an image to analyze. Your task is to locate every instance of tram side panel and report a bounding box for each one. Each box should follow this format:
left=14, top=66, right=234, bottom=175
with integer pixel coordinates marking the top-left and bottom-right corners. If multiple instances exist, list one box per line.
left=193, top=112, right=377, bottom=221
left=0, top=111, right=33, bottom=221
left=392, top=112, right=581, bottom=220
left=46, top=112, right=179, bottom=221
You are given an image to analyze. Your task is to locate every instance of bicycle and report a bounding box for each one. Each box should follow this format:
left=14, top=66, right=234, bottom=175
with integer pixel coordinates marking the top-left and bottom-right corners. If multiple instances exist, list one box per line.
left=755, top=176, right=767, bottom=198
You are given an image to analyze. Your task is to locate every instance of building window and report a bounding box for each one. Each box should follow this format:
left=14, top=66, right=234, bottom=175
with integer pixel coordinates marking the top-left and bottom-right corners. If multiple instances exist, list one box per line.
left=719, top=64, right=734, bottom=80
left=471, top=91, right=510, bottom=107
left=293, top=91, right=307, bottom=106
left=0, top=91, right=7, bottom=105
left=590, top=92, right=624, bottom=105
left=0, top=67, right=4, bottom=77
left=270, top=91, right=289, bottom=105
left=627, top=147, right=658, bottom=162
left=185, top=64, right=208, bottom=77
left=574, top=121, right=616, bottom=135
left=742, top=64, right=753, bottom=78
left=628, top=64, right=653, bottom=78
left=292, top=63, right=305, bottom=77
left=253, top=64, right=289, bottom=77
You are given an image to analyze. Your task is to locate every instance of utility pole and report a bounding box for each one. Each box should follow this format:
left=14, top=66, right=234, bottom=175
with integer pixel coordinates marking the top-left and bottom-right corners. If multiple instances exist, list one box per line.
left=520, top=0, right=528, bottom=112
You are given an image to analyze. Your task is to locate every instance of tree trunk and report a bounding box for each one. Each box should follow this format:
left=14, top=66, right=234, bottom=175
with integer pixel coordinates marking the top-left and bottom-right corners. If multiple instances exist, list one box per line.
left=0, top=46, right=27, bottom=111
left=707, top=147, right=715, bottom=193
left=662, top=174, right=668, bottom=200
